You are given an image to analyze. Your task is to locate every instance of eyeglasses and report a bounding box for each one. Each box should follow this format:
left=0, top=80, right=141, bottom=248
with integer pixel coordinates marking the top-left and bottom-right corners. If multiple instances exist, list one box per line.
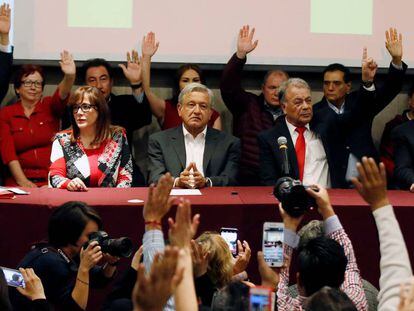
left=72, top=104, right=97, bottom=113
left=21, top=80, right=43, bottom=88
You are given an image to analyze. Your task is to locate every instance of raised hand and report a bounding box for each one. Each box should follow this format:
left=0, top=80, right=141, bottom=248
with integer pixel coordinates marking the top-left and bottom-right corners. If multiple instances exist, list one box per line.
left=278, top=203, right=304, bottom=232
left=142, top=32, right=159, bottom=58
left=190, top=239, right=209, bottom=277
left=385, top=27, right=403, bottom=66
left=233, top=240, right=251, bottom=275
left=351, top=157, right=390, bottom=211
left=168, top=198, right=200, bottom=248
left=131, top=245, right=143, bottom=271
left=257, top=251, right=280, bottom=291
left=119, top=50, right=142, bottom=85
left=398, top=278, right=414, bottom=311
left=16, top=268, right=46, bottom=301
left=0, top=3, right=11, bottom=36
left=79, top=241, right=102, bottom=272
left=132, top=246, right=184, bottom=311
left=236, top=25, right=258, bottom=59
left=306, top=185, right=335, bottom=220
left=143, top=173, right=175, bottom=223
left=59, top=50, right=76, bottom=76
left=361, top=47, right=378, bottom=82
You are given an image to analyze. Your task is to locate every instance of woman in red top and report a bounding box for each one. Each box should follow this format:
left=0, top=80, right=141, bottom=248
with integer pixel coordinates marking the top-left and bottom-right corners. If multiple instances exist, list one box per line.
left=141, top=32, right=221, bottom=130
left=49, top=86, right=132, bottom=191
left=0, top=51, right=75, bottom=187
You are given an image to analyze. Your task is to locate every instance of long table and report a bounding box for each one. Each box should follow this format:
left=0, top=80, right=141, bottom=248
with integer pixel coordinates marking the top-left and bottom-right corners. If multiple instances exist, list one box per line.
left=1, top=187, right=413, bottom=308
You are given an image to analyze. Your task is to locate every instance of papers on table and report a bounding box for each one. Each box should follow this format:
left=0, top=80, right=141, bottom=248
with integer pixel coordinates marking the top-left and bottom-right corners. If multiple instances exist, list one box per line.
left=170, top=189, right=202, bottom=196
left=0, top=187, right=30, bottom=195
left=127, top=199, right=144, bottom=203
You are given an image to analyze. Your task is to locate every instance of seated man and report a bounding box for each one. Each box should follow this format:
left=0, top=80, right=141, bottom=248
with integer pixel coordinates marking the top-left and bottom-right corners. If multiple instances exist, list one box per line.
left=276, top=187, right=368, bottom=311
left=391, top=119, right=414, bottom=191
left=148, top=83, right=240, bottom=187
left=220, top=25, right=288, bottom=185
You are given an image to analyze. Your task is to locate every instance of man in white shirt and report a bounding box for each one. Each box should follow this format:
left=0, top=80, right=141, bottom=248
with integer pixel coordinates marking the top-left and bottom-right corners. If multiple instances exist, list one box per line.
left=148, top=83, right=241, bottom=187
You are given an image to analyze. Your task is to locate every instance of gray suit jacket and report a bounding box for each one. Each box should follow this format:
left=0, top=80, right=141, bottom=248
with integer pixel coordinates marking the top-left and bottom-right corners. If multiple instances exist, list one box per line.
left=148, top=126, right=241, bottom=186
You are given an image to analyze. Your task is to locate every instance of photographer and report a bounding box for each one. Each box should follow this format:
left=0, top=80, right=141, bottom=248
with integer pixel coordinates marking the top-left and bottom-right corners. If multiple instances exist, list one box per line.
left=10, top=201, right=118, bottom=310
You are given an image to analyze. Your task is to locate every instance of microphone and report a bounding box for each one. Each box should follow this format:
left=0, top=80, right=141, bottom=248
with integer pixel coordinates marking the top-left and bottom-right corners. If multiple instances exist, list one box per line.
left=277, top=136, right=290, bottom=176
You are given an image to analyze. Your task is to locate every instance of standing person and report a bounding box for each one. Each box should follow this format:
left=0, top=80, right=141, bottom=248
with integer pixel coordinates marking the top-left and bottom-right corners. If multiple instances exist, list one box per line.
left=0, top=51, right=75, bottom=187
left=141, top=32, right=222, bottom=130
left=49, top=86, right=133, bottom=190
left=220, top=25, right=288, bottom=185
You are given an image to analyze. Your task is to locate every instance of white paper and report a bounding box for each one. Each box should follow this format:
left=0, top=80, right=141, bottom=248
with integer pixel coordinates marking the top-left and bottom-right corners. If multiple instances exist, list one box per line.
left=170, top=189, right=202, bottom=196
left=0, top=187, right=30, bottom=195
left=127, top=199, right=144, bottom=203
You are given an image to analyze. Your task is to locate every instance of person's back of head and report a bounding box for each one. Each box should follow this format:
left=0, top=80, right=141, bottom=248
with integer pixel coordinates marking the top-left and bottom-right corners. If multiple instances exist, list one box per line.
left=48, top=201, right=102, bottom=248
left=298, top=220, right=324, bottom=249
left=211, top=281, right=249, bottom=311
left=298, top=236, right=347, bottom=296
left=306, top=286, right=357, bottom=311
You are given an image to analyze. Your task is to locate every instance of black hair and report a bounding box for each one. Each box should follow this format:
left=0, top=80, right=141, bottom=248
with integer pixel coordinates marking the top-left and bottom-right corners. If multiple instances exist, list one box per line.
left=298, top=236, right=347, bottom=296
left=0, top=269, right=12, bottom=311
left=81, top=58, right=114, bottom=82
left=306, top=286, right=357, bottom=311
left=323, top=63, right=351, bottom=83
left=171, top=64, right=205, bottom=104
left=211, top=281, right=250, bottom=310
left=48, top=201, right=102, bottom=248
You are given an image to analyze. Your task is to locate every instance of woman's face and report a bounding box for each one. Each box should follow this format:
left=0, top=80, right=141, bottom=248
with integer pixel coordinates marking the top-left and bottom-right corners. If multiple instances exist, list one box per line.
left=179, top=69, right=201, bottom=91
left=75, top=220, right=99, bottom=252
left=16, top=71, right=43, bottom=103
left=72, top=94, right=99, bottom=132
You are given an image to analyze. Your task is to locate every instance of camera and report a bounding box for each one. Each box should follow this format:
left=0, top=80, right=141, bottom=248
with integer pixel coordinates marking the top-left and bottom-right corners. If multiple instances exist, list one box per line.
left=273, top=177, right=317, bottom=217
left=84, top=231, right=133, bottom=258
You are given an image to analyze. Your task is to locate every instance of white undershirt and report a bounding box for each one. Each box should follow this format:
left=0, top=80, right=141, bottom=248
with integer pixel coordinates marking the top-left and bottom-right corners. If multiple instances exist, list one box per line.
left=182, top=124, right=207, bottom=177
left=285, top=119, right=331, bottom=188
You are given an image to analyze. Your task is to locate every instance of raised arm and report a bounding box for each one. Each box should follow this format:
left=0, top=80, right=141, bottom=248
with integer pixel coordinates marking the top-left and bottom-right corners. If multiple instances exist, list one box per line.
left=118, top=49, right=144, bottom=96
left=141, top=32, right=166, bottom=119
left=0, top=3, right=10, bottom=46
left=220, top=25, right=259, bottom=116
left=0, top=3, right=12, bottom=103
left=58, top=51, right=76, bottom=100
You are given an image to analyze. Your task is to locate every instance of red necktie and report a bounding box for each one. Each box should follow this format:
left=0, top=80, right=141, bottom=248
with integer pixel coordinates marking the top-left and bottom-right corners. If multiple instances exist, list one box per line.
left=295, top=127, right=306, bottom=181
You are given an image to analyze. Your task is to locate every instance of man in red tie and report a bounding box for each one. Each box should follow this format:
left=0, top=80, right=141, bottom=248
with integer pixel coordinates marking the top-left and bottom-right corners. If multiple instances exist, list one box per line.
left=257, top=78, right=373, bottom=187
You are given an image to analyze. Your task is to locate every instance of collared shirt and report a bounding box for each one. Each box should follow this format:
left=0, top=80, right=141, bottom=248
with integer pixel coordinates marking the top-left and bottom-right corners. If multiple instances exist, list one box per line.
left=264, top=100, right=284, bottom=121
left=182, top=124, right=207, bottom=177
left=285, top=119, right=331, bottom=188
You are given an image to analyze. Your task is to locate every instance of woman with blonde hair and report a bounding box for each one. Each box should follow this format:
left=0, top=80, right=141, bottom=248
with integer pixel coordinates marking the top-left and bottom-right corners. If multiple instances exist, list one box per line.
left=49, top=86, right=133, bottom=190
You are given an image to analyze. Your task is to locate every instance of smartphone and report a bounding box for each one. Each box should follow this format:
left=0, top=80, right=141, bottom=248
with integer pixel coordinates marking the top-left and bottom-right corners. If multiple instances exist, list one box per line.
left=1, top=267, right=25, bottom=288
left=220, top=227, right=238, bottom=256
left=262, top=222, right=284, bottom=267
left=249, top=286, right=273, bottom=311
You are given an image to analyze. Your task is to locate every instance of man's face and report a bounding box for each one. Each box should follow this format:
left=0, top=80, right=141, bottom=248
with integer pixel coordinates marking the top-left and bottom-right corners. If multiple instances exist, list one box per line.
left=281, top=86, right=313, bottom=127
left=178, top=91, right=212, bottom=134
left=85, top=66, right=113, bottom=99
left=323, top=70, right=351, bottom=106
left=262, top=73, right=288, bottom=107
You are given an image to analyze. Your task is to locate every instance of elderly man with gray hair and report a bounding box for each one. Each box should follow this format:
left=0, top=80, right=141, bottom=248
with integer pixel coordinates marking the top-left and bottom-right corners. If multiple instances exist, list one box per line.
left=148, top=83, right=241, bottom=187
left=257, top=77, right=374, bottom=188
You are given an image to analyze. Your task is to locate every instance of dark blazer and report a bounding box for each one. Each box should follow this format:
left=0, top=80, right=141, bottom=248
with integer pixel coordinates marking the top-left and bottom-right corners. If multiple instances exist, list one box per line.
left=313, top=62, right=407, bottom=162
left=0, top=49, right=13, bottom=103
left=148, top=126, right=241, bottom=186
left=391, top=120, right=414, bottom=190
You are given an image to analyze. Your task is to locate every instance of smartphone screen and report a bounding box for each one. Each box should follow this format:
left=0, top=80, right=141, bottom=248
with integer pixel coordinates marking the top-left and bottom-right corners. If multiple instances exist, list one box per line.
left=249, top=286, right=272, bottom=311
left=263, top=223, right=284, bottom=267
left=220, top=227, right=238, bottom=256
left=1, top=267, right=25, bottom=288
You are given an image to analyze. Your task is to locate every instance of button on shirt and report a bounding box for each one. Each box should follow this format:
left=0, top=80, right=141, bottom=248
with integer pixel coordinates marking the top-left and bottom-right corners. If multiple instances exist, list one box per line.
left=183, top=124, right=206, bottom=177
left=285, top=120, right=331, bottom=188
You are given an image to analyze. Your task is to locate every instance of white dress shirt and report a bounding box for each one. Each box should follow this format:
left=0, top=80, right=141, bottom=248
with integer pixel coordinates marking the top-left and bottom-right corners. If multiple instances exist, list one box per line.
left=285, top=119, right=331, bottom=188
left=183, top=124, right=207, bottom=177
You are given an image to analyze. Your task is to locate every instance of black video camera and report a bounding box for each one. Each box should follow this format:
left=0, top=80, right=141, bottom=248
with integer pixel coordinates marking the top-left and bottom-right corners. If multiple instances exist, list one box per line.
left=273, top=177, right=317, bottom=217
left=84, top=231, right=133, bottom=258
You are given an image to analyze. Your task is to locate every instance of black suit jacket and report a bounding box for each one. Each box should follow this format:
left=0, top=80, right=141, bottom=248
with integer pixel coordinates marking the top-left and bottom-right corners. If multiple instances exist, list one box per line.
left=391, top=120, right=414, bottom=189
left=0, top=50, right=13, bottom=103
left=314, top=62, right=407, bottom=162
left=148, top=126, right=241, bottom=186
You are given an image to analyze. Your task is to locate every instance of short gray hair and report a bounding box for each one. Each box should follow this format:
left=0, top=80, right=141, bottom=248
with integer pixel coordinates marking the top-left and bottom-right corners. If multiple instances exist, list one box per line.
left=298, top=220, right=324, bottom=249
left=278, top=78, right=311, bottom=104
left=178, top=82, right=214, bottom=108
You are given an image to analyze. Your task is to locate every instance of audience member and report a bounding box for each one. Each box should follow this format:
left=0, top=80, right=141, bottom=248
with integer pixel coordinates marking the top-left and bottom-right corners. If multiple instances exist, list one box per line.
left=0, top=51, right=75, bottom=187
left=305, top=286, right=358, bottom=311
left=276, top=186, right=367, bottom=310
left=220, top=25, right=289, bottom=185
left=141, top=32, right=222, bottom=130
left=0, top=3, right=12, bottom=103
left=258, top=78, right=372, bottom=187
left=148, top=83, right=240, bottom=187
left=351, top=157, right=413, bottom=310
left=313, top=28, right=406, bottom=185
left=379, top=84, right=414, bottom=183
left=10, top=201, right=118, bottom=310
left=49, top=86, right=133, bottom=190
left=391, top=117, right=414, bottom=191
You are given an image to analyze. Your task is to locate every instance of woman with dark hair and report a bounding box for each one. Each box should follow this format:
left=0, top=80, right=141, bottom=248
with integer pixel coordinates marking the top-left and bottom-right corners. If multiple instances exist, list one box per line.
left=141, top=32, right=222, bottom=130
left=49, top=86, right=133, bottom=190
left=10, top=201, right=117, bottom=310
left=0, top=51, right=75, bottom=187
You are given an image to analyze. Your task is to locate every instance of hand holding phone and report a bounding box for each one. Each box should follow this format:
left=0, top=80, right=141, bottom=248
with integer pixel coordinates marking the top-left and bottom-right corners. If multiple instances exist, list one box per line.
left=262, top=222, right=284, bottom=267
left=1, top=266, right=25, bottom=288
left=220, top=227, right=238, bottom=257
